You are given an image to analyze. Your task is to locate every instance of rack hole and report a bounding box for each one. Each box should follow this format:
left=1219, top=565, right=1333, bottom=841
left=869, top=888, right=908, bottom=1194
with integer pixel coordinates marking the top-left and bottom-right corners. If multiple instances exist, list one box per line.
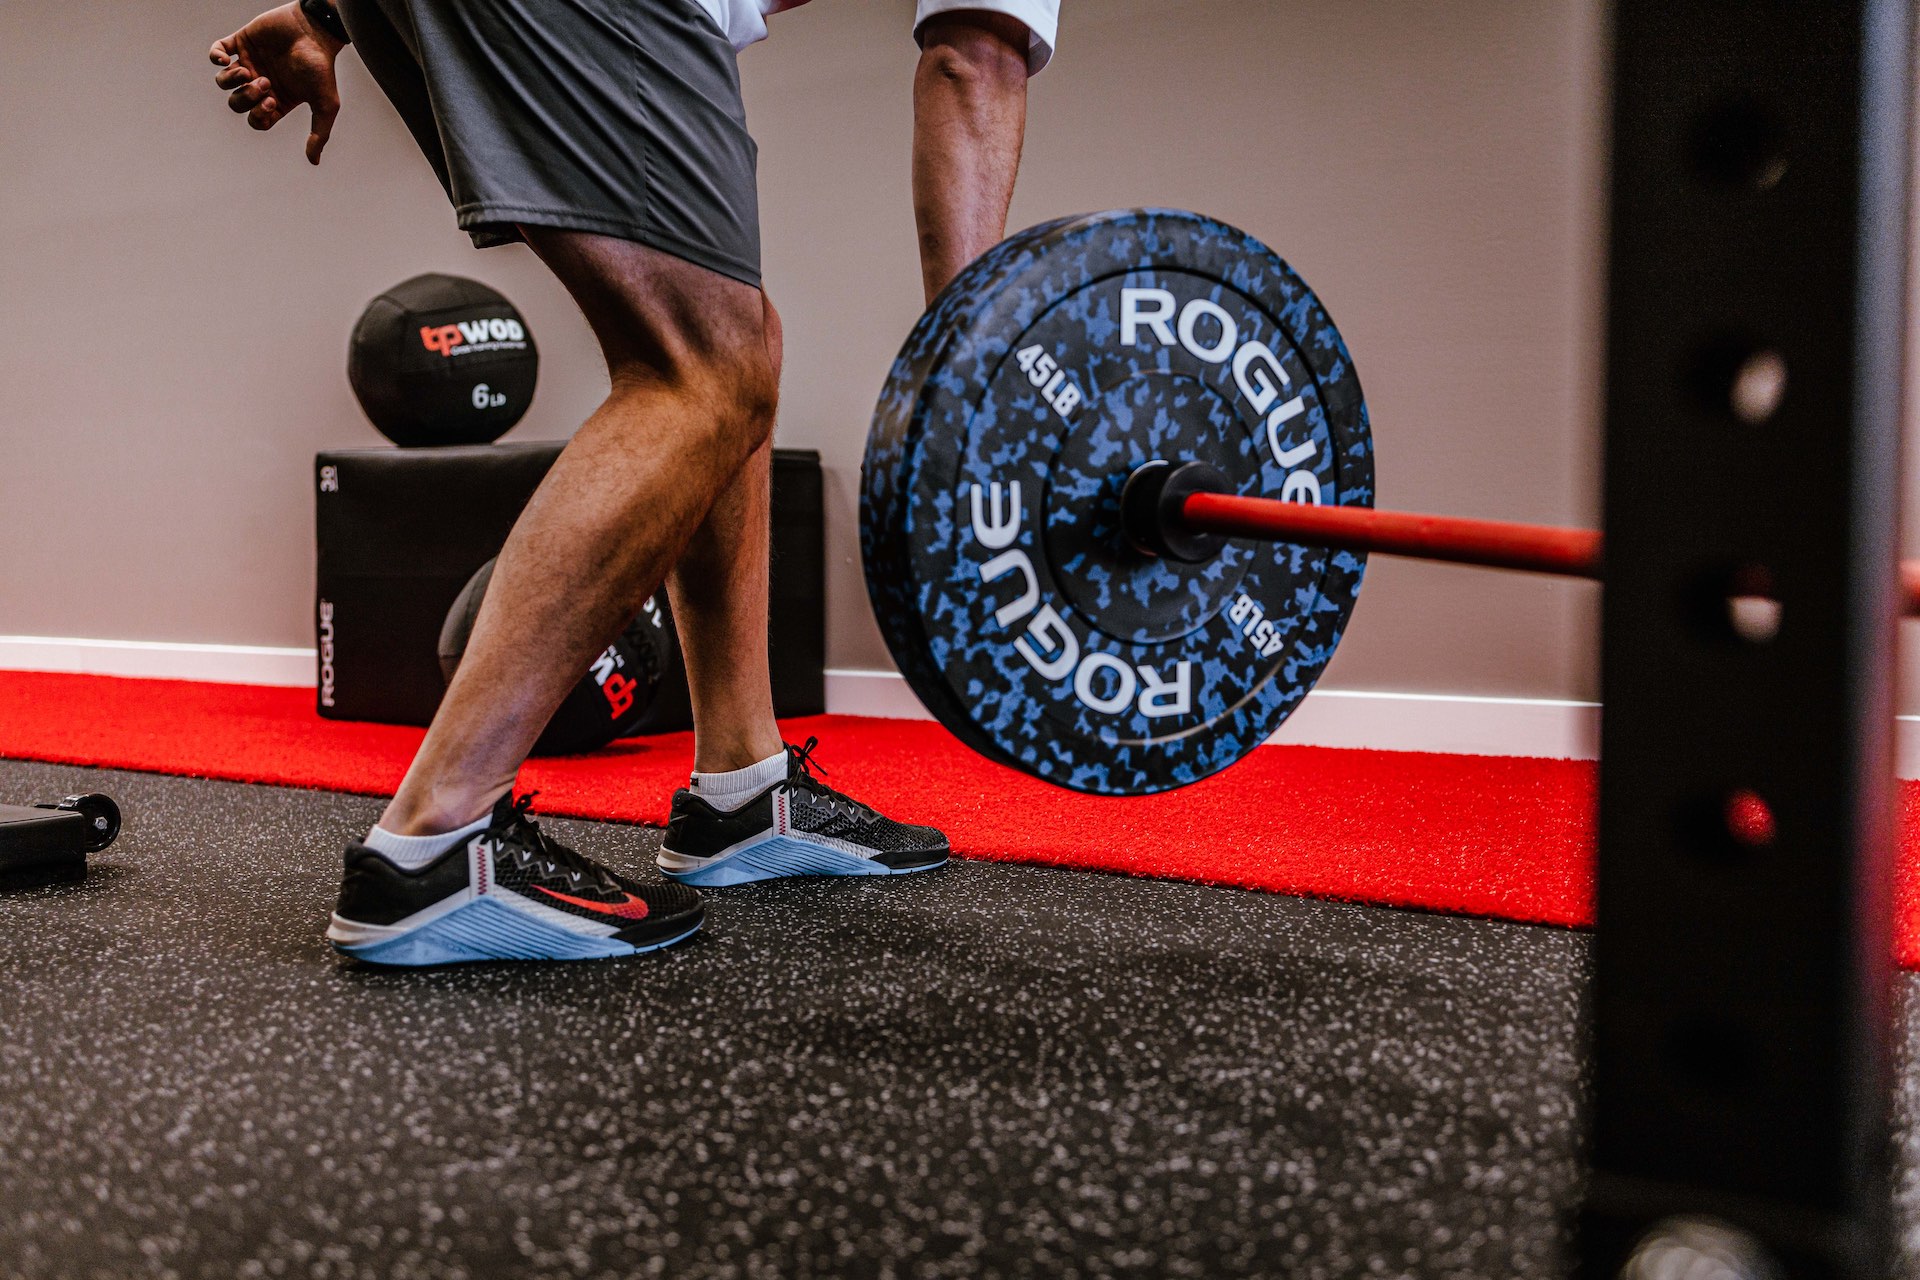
left=1688, top=340, right=1788, bottom=425
left=1675, top=786, right=1776, bottom=863
left=1726, top=594, right=1782, bottom=644
left=1715, top=564, right=1781, bottom=644
left=1728, top=349, right=1788, bottom=424
left=1691, top=99, right=1789, bottom=192
left=1723, top=789, right=1776, bottom=849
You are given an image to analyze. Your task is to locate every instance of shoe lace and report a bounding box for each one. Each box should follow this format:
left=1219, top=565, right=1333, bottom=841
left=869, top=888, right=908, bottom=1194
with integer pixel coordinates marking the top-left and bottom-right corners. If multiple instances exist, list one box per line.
left=501, top=792, right=615, bottom=892
left=787, top=736, right=830, bottom=782
left=783, top=737, right=880, bottom=825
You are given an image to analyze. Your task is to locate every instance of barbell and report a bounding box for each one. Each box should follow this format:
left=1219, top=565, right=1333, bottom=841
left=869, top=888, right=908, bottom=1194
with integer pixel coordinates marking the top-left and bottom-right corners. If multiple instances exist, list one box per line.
left=858, top=208, right=1920, bottom=797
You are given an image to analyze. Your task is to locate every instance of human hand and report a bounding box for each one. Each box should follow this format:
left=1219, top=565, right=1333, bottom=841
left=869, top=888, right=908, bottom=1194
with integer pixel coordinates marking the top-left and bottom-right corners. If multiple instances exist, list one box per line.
left=210, top=3, right=345, bottom=165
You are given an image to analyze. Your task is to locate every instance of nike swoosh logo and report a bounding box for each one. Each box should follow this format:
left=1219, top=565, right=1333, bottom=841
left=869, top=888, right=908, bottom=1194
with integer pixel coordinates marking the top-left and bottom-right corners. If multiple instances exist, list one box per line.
left=532, top=885, right=652, bottom=920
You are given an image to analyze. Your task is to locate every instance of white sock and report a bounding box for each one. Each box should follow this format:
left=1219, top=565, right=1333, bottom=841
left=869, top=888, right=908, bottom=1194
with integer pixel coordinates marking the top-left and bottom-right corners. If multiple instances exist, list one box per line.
left=690, top=749, right=788, bottom=813
left=363, top=813, right=491, bottom=871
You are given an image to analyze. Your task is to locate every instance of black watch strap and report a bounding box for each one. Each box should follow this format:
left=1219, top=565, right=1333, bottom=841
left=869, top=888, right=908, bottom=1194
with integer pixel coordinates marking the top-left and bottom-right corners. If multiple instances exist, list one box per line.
left=300, top=0, right=350, bottom=44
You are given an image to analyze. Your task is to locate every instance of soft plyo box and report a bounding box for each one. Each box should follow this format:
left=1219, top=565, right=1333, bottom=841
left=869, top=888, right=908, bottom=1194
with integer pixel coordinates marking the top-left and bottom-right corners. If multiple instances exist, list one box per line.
left=315, top=443, right=825, bottom=733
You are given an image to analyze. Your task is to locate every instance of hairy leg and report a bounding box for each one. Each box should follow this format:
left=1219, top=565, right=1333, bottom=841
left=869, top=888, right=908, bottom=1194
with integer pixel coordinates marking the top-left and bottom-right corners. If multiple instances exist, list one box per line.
left=667, top=296, right=785, bottom=774
left=379, top=231, right=777, bottom=834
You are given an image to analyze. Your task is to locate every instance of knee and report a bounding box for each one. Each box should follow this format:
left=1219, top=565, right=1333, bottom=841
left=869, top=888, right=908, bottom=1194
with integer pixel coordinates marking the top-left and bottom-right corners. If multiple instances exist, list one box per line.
left=687, top=294, right=779, bottom=460
left=698, top=327, right=778, bottom=460
left=607, top=297, right=779, bottom=461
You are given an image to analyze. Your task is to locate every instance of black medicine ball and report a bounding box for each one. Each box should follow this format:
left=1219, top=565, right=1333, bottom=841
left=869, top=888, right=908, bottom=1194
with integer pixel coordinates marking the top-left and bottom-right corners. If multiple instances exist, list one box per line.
left=349, top=274, right=539, bottom=447
left=438, top=558, right=676, bottom=757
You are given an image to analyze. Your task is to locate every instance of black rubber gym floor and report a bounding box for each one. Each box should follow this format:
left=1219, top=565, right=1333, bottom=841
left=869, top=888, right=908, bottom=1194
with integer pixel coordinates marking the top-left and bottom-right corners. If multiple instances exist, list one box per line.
left=3, top=760, right=1919, bottom=1280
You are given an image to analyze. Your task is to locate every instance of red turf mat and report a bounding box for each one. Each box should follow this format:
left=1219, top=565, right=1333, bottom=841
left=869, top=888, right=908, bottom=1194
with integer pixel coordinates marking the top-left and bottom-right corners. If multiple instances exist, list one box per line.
left=4, top=669, right=1917, bottom=965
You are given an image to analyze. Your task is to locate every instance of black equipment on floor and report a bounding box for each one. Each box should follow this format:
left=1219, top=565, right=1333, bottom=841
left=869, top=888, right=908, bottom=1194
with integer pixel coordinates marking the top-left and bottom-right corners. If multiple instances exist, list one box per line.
left=348, top=274, right=538, bottom=448
left=0, top=793, right=120, bottom=889
left=315, top=442, right=825, bottom=736
left=438, top=557, right=674, bottom=756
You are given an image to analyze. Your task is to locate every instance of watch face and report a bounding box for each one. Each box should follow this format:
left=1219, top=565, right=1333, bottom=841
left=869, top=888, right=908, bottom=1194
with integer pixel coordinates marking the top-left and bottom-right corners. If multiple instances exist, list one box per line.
left=301, top=0, right=348, bottom=36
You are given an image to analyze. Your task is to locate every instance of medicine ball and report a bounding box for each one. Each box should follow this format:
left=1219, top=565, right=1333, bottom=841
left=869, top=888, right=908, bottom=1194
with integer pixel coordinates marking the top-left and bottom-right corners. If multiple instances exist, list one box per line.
left=349, top=274, right=539, bottom=447
left=438, top=558, right=678, bottom=756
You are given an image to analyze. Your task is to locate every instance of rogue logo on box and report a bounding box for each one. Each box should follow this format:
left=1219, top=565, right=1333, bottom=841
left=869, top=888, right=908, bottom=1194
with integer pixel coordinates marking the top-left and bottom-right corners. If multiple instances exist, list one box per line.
left=419, top=318, right=529, bottom=358
left=318, top=599, right=337, bottom=709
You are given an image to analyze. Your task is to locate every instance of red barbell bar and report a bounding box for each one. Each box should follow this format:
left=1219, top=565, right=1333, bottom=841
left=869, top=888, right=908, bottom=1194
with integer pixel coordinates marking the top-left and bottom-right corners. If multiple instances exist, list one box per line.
left=1121, top=460, right=1920, bottom=616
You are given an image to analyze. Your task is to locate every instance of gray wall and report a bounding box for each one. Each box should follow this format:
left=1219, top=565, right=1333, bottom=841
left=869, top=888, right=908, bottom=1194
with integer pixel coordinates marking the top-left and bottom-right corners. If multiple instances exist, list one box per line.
left=9, top=0, right=1865, bottom=707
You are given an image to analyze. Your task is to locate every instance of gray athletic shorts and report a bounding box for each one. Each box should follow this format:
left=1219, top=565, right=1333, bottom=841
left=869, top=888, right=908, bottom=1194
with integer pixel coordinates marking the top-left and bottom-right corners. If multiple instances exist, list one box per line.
left=336, top=0, right=762, bottom=286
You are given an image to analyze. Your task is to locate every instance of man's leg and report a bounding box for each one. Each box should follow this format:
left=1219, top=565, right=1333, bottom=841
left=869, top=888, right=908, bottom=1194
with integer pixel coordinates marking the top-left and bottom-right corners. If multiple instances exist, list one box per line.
left=668, top=295, right=784, bottom=775
left=379, top=229, right=780, bottom=836
left=653, top=285, right=948, bottom=887
left=325, top=231, right=771, bottom=965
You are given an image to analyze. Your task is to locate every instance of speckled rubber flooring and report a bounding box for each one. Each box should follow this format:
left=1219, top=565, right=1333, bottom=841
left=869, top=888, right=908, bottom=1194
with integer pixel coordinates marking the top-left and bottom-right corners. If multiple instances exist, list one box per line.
left=2, top=760, right=1918, bottom=1280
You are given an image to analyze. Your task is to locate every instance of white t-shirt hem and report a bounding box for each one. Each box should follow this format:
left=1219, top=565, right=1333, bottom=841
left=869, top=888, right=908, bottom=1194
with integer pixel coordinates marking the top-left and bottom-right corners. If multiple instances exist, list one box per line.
left=913, top=0, right=1058, bottom=76
left=697, top=0, right=1060, bottom=76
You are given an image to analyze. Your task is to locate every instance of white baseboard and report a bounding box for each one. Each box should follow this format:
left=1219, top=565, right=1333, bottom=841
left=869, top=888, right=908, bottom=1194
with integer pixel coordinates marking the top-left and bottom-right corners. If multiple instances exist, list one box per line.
left=1273, top=687, right=1601, bottom=759
left=2, top=637, right=1915, bottom=775
left=0, top=635, right=316, bottom=687
left=826, top=668, right=1920, bottom=776
left=820, top=668, right=938, bottom=719
left=827, top=668, right=1601, bottom=761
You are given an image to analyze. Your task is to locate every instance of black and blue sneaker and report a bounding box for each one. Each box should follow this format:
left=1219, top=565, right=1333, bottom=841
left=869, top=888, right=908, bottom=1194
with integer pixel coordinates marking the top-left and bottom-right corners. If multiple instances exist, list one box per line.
left=327, top=793, right=704, bottom=966
left=656, top=738, right=950, bottom=887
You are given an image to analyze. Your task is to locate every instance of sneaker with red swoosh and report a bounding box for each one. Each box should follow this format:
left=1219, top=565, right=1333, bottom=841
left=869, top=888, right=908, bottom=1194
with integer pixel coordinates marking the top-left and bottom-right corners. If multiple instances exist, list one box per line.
left=326, top=793, right=703, bottom=966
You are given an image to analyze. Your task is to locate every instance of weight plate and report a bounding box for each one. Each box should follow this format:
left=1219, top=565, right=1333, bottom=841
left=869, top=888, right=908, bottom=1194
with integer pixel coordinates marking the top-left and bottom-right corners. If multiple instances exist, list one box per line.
left=862, top=209, right=1374, bottom=795
left=864, top=213, right=1105, bottom=771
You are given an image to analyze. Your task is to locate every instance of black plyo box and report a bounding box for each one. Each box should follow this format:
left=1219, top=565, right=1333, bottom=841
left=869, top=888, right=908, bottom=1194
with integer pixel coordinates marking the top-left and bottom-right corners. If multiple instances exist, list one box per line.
left=315, top=443, right=825, bottom=733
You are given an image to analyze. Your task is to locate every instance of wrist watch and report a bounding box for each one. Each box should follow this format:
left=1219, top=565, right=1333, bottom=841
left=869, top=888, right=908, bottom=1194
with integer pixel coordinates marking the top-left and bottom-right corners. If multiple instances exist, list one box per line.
left=299, top=0, right=351, bottom=44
